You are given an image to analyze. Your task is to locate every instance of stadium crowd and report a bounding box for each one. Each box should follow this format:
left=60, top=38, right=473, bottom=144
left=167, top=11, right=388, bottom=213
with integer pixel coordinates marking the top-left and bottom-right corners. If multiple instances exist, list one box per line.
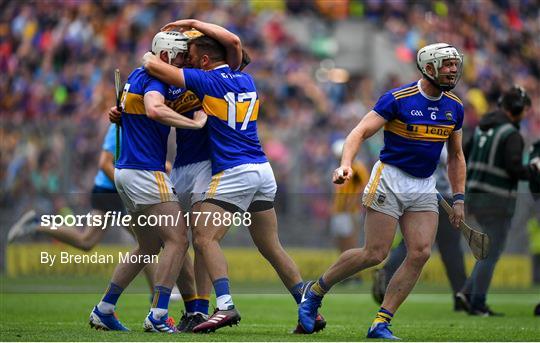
left=2, top=0, right=539, bottom=239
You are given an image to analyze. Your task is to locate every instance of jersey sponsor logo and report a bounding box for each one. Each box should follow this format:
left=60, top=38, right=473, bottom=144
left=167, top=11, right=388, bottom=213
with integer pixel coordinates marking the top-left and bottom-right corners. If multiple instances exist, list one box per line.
left=410, top=110, right=424, bottom=116
left=168, top=90, right=201, bottom=114
left=385, top=119, right=454, bottom=142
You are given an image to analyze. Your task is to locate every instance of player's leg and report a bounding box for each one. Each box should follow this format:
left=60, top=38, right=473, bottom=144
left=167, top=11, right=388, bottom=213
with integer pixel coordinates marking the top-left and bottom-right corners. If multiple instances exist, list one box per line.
left=176, top=253, right=196, bottom=301
left=188, top=200, right=212, bottom=330
left=372, top=238, right=406, bottom=304
left=364, top=210, right=437, bottom=340
left=170, top=164, right=207, bottom=331
left=246, top=163, right=303, bottom=296
left=90, top=215, right=161, bottom=331
left=381, top=211, right=438, bottom=312
left=191, top=200, right=240, bottom=333
left=140, top=200, right=189, bottom=333
left=298, top=208, right=397, bottom=333
left=192, top=164, right=262, bottom=333
left=248, top=206, right=302, bottom=292
left=322, top=209, right=397, bottom=286
left=192, top=203, right=213, bottom=299
left=142, top=262, right=156, bottom=293
left=248, top=203, right=328, bottom=334
left=175, top=252, right=198, bottom=331
left=192, top=200, right=231, bottom=296
left=188, top=162, right=214, bottom=321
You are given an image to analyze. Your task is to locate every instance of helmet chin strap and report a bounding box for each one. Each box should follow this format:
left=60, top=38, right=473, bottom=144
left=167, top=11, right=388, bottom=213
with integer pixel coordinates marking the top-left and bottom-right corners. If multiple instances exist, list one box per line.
left=423, top=72, right=455, bottom=92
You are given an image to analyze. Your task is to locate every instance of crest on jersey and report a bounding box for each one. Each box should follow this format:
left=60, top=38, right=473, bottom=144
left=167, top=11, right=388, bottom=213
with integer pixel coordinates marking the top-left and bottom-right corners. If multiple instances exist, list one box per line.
left=377, top=194, right=386, bottom=205
left=445, top=111, right=453, bottom=120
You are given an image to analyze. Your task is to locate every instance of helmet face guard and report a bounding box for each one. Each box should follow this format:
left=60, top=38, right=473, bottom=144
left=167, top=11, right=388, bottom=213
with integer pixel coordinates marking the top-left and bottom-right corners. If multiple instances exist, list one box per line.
left=151, top=31, right=189, bottom=65
left=417, top=43, right=463, bottom=91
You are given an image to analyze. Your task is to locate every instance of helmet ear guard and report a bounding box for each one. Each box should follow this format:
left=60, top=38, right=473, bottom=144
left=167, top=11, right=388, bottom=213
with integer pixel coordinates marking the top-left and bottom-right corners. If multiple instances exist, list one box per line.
left=498, top=85, right=531, bottom=117
left=416, top=43, right=463, bottom=91
left=151, top=31, right=189, bottom=64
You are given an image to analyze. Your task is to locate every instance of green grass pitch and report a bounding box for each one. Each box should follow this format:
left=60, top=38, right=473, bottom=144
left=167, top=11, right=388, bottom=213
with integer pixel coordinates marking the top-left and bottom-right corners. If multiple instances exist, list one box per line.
left=1, top=288, right=539, bottom=341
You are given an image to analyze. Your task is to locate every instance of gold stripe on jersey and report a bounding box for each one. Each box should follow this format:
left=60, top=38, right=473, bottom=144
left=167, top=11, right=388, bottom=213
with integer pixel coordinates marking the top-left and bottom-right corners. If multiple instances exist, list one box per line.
left=392, top=86, right=417, bottom=97
left=363, top=163, right=385, bottom=207
left=444, top=92, right=463, bottom=105
left=384, top=119, right=454, bottom=142
left=202, top=95, right=259, bottom=123
left=394, top=89, right=420, bottom=100
left=123, top=92, right=146, bottom=115
left=333, top=162, right=369, bottom=213
left=167, top=90, right=201, bottom=114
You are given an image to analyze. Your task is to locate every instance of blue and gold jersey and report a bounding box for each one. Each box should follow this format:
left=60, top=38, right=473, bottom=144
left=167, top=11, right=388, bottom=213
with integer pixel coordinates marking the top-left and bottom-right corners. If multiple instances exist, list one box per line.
left=116, top=67, right=170, bottom=172
left=183, top=65, right=267, bottom=175
left=167, top=87, right=210, bottom=168
left=373, top=81, right=464, bottom=178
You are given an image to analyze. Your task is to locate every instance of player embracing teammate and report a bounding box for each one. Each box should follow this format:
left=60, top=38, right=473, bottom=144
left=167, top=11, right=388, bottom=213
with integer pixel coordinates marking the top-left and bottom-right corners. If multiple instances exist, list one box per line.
left=142, top=20, right=326, bottom=334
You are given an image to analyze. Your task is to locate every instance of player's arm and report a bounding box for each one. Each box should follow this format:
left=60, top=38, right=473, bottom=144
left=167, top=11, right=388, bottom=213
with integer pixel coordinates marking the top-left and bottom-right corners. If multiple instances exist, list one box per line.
left=143, top=52, right=186, bottom=88
left=144, top=91, right=207, bottom=129
left=333, top=111, right=386, bottom=184
left=161, top=19, right=242, bottom=70
left=98, top=150, right=115, bottom=181
left=446, top=129, right=466, bottom=227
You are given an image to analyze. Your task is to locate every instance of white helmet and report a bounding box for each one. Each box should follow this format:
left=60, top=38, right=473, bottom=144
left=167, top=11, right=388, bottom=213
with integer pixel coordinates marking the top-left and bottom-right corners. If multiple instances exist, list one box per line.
left=416, top=43, right=463, bottom=91
left=151, top=31, right=189, bottom=64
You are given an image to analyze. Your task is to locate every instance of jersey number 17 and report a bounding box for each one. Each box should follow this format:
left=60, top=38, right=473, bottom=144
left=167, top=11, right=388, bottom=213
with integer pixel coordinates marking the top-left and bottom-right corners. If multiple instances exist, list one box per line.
left=224, top=92, right=257, bottom=131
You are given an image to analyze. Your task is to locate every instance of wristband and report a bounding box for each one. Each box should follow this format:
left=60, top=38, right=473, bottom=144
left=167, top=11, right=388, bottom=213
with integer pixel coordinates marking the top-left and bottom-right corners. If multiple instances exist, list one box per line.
left=453, top=193, right=465, bottom=204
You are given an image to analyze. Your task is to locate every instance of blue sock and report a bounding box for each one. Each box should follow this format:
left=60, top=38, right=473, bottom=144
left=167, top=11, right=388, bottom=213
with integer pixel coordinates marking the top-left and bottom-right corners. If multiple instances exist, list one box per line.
left=102, top=282, right=123, bottom=306
left=214, top=278, right=234, bottom=310
left=152, top=286, right=172, bottom=310
left=213, top=278, right=230, bottom=298
left=195, top=297, right=210, bottom=315
left=290, top=281, right=304, bottom=304
left=184, top=296, right=197, bottom=314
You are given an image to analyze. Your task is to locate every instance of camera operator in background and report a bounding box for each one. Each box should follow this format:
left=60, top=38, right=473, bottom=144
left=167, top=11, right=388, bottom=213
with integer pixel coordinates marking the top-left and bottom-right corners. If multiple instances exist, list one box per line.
left=459, top=86, right=539, bottom=316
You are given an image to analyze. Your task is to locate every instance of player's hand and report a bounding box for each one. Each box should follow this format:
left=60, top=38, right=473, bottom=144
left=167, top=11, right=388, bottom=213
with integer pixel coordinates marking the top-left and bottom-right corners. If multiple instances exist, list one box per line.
left=165, top=161, right=172, bottom=175
left=108, top=106, right=122, bottom=124
left=142, top=51, right=157, bottom=68
left=333, top=166, right=353, bottom=184
left=450, top=202, right=464, bottom=228
left=193, top=110, right=208, bottom=128
left=161, top=19, right=197, bottom=32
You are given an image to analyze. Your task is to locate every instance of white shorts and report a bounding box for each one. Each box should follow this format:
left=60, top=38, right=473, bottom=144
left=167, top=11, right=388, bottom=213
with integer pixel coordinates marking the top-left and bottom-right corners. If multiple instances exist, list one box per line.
left=362, top=161, right=438, bottom=219
left=204, top=162, right=277, bottom=212
left=170, top=160, right=212, bottom=211
left=115, top=168, right=176, bottom=213
left=330, top=213, right=362, bottom=237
